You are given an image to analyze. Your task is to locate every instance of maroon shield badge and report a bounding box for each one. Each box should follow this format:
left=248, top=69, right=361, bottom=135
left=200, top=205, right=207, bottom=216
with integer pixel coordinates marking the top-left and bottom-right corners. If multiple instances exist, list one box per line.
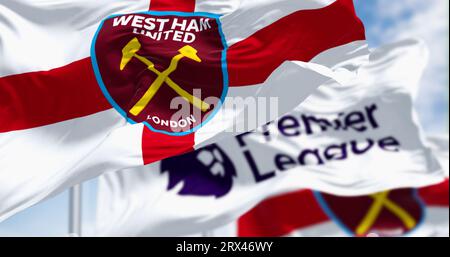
left=91, top=12, right=228, bottom=135
left=314, top=189, right=424, bottom=237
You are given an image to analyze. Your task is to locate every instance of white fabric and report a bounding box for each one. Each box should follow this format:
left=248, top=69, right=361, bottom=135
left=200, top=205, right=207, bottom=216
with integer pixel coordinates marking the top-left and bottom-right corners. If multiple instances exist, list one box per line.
left=0, top=110, right=145, bottom=222
left=0, top=0, right=150, bottom=77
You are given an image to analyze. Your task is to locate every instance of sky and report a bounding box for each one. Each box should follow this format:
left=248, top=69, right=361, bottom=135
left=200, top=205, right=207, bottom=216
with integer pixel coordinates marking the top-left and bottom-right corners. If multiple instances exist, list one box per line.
left=0, top=0, right=448, bottom=236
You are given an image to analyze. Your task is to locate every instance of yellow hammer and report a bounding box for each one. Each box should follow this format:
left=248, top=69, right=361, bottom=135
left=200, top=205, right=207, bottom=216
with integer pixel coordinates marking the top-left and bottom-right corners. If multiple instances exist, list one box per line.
left=120, top=38, right=210, bottom=116
left=356, top=191, right=417, bottom=236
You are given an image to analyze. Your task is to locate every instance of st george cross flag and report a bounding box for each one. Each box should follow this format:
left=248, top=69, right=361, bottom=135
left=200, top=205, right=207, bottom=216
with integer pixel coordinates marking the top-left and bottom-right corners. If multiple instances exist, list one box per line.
left=219, top=136, right=449, bottom=237
left=0, top=0, right=364, bottom=221
left=95, top=39, right=446, bottom=236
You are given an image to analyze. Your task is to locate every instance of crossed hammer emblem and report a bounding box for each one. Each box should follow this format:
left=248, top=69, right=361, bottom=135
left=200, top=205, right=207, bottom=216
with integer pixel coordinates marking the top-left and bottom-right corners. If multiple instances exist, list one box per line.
left=120, top=37, right=211, bottom=116
left=355, top=191, right=417, bottom=236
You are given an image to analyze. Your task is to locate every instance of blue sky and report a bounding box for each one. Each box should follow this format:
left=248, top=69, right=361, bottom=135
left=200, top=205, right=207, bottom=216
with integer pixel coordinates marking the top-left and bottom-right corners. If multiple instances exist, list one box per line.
left=0, top=0, right=448, bottom=236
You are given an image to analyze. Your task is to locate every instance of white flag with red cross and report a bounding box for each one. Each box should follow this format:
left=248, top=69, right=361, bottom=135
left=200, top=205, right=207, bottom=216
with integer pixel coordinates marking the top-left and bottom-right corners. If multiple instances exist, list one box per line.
left=0, top=0, right=365, bottom=221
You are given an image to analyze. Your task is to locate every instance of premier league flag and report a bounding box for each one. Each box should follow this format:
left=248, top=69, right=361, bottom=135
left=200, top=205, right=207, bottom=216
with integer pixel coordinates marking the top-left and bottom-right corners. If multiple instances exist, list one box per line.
left=95, top=39, right=446, bottom=236
left=0, top=0, right=365, bottom=221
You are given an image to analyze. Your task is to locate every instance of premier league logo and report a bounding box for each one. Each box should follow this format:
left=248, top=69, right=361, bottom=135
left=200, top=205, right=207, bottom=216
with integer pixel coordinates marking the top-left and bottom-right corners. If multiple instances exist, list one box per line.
left=315, top=189, right=424, bottom=237
left=161, top=144, right=236, bottom=198
left=91, top=12, right=228, bottom=135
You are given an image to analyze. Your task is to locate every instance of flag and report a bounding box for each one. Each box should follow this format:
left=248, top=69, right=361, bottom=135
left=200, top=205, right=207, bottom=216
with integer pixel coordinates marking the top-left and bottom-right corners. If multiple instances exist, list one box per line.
left=215, top=180, right=449, bottom=237
left=95, top=39, right=445, bottom=236
left=232, top=136, right=449, bottom=237
left=207, top=136, right=450, bottom=237
left=0, top=0, right=365, bottom=221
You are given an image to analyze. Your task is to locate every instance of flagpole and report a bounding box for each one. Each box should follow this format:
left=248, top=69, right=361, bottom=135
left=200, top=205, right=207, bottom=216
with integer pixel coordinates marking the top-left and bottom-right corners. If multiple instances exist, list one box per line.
left=69, top=184, right=83, bottom=237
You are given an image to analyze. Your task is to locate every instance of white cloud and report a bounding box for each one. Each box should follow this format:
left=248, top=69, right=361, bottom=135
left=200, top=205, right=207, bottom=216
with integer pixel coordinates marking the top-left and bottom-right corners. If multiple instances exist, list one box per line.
left=361, top=0, right=449, bottom=133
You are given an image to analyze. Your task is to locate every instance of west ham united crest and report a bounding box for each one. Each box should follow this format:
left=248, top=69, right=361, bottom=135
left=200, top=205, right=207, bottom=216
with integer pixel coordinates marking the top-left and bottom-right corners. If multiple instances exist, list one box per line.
left=91, top=12, right=228, bottom=135
left=314, top=189, right=424, bottom=237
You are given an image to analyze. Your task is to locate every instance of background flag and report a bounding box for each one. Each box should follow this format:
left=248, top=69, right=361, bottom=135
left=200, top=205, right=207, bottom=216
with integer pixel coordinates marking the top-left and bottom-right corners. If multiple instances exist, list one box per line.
left=215, top=179, right=449, bottom=237
left=218, top=135, right=449, bottom=237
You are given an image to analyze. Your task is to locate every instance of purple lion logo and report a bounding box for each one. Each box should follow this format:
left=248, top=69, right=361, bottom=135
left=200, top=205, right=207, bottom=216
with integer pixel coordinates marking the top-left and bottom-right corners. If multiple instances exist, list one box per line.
left=161, top=144, right=236, bottom=198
